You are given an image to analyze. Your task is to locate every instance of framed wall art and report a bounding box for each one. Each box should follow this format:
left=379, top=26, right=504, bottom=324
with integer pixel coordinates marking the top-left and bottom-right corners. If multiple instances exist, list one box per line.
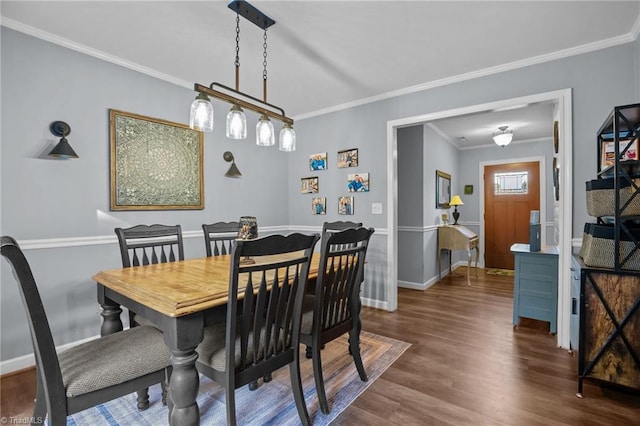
left=312, top=197, right=326, bottom=215
left=109, top=109, right=204, bottom=210
left=338, top=196, right=354, bottom=215
left=436, top=170, right=451, bottom=209
left=337, top=148, right=358, bottom=168
left=301, top=176, right=319, bottom=194
left=347, top=172, right=369, bottom=192
left=309, top=152, right=327, bottom=170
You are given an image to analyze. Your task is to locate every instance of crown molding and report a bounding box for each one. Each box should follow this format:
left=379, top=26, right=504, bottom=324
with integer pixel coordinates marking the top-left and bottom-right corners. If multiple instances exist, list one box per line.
left=294, top=31, right=638, bottom=121
left=0, top=18, right=193, bottom=90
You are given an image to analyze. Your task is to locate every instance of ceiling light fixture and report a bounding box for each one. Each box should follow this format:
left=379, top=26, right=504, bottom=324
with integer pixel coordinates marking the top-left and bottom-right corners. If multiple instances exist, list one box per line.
left=492, top=126, right=513, bottom=147
left=189, top=0, right=296, bottom=151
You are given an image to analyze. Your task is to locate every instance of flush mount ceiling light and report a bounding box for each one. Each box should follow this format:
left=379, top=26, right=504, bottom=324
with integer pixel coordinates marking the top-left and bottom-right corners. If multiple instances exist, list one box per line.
left=190, top=0, right=296, bottom=152
left=492, top=126, right=513, bottom=147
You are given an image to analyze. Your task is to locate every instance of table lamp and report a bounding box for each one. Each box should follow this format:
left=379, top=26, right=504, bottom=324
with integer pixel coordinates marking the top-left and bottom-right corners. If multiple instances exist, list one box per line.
left=449, top=195, right=464, bottom=225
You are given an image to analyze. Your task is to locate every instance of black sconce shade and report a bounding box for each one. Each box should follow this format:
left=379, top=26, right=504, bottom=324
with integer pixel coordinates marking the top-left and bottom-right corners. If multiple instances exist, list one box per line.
left=49, top=121, right=79, bottom=159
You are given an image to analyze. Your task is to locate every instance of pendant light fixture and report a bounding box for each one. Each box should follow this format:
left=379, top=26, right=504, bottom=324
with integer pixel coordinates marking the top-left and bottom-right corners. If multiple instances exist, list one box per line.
left=189, top=0, right=296, bottom=151
left=226, top=13, right=247, bottom=139
left=493, top=126, right=514, bottom=147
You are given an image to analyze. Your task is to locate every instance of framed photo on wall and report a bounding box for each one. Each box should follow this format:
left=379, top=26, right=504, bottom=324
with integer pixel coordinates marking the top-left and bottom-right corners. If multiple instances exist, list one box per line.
left=436, top=170, right=451, bottom=209
left=337, top=148, right=358, bottom=168
left=312, top=197, right=326, bottom=215
left=301, top=176, right=319, bottom=194
left=109, top=109, right=204, bottom=210
left=338, top=196, right=354, bottom=215
left=347, top=172, right=369, bottom=192
left=309, top=152, right=328, bottom=170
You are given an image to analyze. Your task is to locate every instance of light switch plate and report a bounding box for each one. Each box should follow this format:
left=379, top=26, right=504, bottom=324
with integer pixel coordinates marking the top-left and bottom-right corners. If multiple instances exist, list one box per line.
left=371, top=202, right=383, bottom=214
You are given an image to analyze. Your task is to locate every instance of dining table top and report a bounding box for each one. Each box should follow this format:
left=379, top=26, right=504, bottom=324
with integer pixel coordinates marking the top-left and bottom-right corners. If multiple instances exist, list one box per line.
left=93, top=252, right=320, bottom=318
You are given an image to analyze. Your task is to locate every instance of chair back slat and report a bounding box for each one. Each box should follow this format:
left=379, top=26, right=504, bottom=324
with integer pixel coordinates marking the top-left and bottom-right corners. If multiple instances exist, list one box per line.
left=202, top=222, right=239, bottom=257
left=1, top=237, right=66, bottom=411
left=226, top=233, right=319, bottom=374
left=322, top=221, right=363, bottom=251
left=316, top=228, right=374, bottom=333
left=115, top=224, right=184, bottom=268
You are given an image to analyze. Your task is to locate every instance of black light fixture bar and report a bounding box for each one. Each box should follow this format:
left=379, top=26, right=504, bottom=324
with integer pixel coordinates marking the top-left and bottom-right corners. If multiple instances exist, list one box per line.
left=194, top=82, right=294, bottom=125
left=228, top=0, right=275, bottom=30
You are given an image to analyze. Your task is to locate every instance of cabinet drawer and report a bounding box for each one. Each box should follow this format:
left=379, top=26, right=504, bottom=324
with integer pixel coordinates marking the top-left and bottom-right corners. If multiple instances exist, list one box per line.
left=518, top=277, right=554, bottom=295
left=518, top=258, right=558, bottom=278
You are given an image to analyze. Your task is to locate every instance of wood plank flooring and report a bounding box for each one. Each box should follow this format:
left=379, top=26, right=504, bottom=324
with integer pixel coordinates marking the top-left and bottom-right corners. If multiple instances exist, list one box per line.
left=2, top=267, right=638, bottom=424
left=337, top=268, right=640, bottom=425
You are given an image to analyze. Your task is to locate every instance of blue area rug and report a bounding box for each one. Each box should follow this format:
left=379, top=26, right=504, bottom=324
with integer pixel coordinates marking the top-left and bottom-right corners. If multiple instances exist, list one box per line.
left=66, top=331, right=410, bottom=425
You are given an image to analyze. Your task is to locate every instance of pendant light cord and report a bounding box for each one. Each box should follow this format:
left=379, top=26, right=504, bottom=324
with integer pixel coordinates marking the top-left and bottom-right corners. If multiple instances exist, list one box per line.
left=262, top=28, right=268, bottom=102
left=234, top=13, right=240, bottom=91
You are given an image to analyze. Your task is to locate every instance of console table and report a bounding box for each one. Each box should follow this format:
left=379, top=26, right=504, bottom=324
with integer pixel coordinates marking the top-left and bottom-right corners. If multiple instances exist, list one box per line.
left=437, top=225, right=479, bottom=286
left=510, top=243, right=558, bottom=333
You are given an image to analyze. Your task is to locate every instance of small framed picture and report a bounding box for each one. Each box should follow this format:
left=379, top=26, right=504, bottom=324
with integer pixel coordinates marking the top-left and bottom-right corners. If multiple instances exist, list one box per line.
left=301, top=176, right=319, bottom=194
left=347, top=172, right=369, bottom=192
left=312, top=197, right=326, bottom=215
left=338, top=196, right=354, bottom=215
left=600, top=138, right=638, bottom=169
left=337, top=148, right=358, bottom=168
left=309, top=152, right=328, bottom=171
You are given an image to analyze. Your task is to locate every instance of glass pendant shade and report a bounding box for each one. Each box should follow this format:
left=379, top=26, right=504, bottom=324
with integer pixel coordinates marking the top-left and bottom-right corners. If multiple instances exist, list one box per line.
left=492, top=126, right=513, bottom=147
left=279, top=123, right=296, bottom=152
left=226, top=104, right=247, bottom=139
left=256, top=114, right=275, bottom=146
left=190, top=93, right=214, bottom=132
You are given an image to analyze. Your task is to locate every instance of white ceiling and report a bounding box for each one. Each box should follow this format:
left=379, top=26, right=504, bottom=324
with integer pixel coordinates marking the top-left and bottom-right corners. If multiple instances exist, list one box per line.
left=2, top=1, right=640, bottom=148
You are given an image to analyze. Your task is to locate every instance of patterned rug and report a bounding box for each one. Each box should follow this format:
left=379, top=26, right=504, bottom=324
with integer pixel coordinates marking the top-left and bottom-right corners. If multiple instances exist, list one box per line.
left=67, top=331, right=410, bottom=425
left=486, top=268, right=515, bottom=276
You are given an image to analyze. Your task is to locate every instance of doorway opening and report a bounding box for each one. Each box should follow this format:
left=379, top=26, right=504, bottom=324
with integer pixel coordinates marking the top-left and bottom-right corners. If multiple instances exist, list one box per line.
left=386, top=89, right=573, bottom=348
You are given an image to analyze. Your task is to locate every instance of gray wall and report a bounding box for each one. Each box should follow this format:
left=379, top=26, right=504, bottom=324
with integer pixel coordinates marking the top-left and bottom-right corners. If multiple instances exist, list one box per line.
left=0, top=28, right=291, bottom=361
left=397, top=125, right=423, bottom=284
left=290, top=40, right=638, bottom=303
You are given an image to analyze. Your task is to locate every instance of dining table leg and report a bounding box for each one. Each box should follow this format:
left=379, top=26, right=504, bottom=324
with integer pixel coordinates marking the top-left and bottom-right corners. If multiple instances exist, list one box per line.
left=164, top=315, right=204, bottom=426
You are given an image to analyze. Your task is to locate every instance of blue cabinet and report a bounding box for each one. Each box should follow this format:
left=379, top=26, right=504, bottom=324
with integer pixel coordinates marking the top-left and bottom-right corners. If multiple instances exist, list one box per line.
left=510, top=244, right=559, bottom=333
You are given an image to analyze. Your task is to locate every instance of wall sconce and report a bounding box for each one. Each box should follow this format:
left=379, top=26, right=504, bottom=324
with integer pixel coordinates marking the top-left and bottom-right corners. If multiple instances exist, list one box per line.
left=48, top=121, right=78, bottom=158
left=223, top=151, right=242, bottom=178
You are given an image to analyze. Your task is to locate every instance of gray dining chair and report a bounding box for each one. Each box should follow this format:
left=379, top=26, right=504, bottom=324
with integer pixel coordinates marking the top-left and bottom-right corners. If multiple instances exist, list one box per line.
left=115, top=224, right=184, bottom=328
left=299, top=226, right=375, bottom=414
left=202, top=221, right=239, bottom=257
left=196, top=232, right=320, bottom=426
left=114, top=223, right=183, bottom=404
left=0, top=236, right=172, bottom=424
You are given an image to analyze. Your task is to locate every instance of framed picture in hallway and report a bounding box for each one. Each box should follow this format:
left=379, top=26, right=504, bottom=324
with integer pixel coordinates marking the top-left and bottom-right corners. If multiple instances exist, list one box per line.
left=436, top=170, right=451, bottom=209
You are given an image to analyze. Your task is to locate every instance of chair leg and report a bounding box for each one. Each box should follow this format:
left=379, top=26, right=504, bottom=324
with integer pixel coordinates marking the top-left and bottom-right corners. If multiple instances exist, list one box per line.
left=312, top=343, right=330, bottom=415
left=161, top=380, right=168, bottom=406
left=248, top=380, right=259, bottom=390
left=225, top=386, right=237, bottom=426
left=348, top=328, right=368, bottom=382
left=305, top=345, right=312, bottom=359
left=289, top=355, right=311, bottom=426
left=136, top=387, right=150, bottom=410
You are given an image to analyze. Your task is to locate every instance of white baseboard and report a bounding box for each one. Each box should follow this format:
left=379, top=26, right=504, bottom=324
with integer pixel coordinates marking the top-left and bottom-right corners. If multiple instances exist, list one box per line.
left=0, top=334, right=99, bottom=375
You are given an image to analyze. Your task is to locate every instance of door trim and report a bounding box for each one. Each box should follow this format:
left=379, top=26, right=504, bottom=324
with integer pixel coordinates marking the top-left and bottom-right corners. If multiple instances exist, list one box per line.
left=386, top=88, right=572, bottom=349
left=479, top=157, right=546, bottom=269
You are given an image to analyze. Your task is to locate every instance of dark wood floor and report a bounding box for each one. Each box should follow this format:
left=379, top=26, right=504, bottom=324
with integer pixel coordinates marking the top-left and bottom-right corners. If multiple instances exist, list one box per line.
left=2, top=268, right=639, bottom=424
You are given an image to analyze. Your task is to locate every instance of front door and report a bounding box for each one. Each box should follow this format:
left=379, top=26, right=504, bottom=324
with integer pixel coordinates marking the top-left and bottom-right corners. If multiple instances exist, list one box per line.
left=484, top=161, right=540, bottom=269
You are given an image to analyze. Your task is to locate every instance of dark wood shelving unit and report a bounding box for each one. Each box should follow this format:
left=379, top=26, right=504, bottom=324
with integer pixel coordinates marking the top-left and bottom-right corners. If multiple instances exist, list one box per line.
left=577, top=103, right=640, bottom=397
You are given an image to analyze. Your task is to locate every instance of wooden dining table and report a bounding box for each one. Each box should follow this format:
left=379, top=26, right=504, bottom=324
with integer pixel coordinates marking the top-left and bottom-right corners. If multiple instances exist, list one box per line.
left=93, top=253, right=320, bottom=426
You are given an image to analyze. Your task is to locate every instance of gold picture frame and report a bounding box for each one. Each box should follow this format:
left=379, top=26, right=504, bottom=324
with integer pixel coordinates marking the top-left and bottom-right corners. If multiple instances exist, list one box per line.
left=109, top=109, right=204, bottom=210
left=436, top=170, right=451, bottom=209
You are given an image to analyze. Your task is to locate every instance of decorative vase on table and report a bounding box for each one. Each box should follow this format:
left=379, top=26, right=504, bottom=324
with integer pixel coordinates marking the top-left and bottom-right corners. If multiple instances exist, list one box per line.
left=237, top=216, right=258, bottom=264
